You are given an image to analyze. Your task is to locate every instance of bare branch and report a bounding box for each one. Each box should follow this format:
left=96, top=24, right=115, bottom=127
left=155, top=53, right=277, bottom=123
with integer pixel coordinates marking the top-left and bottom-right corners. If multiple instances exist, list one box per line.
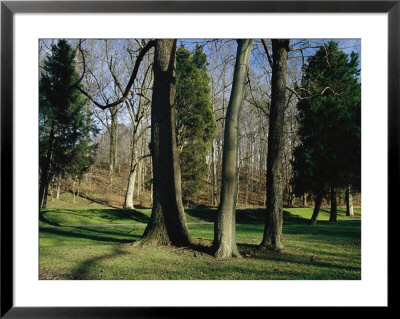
left=290, top=45, right=322, bottom=52
left=261, top=39, right=273, bottom=68
left=76, top=40, right=155, bottom=110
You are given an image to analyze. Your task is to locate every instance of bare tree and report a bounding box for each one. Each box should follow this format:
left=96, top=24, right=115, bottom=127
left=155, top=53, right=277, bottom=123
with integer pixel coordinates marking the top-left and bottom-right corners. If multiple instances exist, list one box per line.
left=139, top=39, right=193, bottom=246
left=260, top=39, right=290, bottom=251
left=123, top=62, right=152, bottom=209
left=214, top=39, right=253, bottom=258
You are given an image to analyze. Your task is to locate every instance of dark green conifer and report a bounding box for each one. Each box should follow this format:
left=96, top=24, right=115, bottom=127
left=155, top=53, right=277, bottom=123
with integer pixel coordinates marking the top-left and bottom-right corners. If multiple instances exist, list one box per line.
left=292, top=41, right=361, bottom=224
left=39, top=39, right=98, bottom=208
left=175, top=43, right=216, bottom=201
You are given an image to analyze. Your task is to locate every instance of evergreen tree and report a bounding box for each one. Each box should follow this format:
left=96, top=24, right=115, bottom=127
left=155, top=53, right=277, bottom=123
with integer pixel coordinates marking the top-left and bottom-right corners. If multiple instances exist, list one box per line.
left=175, top=44, right=216, bottom=201
left=292, top=41, right=361, bottom=224
left=39, top=39, right=97, bottom=208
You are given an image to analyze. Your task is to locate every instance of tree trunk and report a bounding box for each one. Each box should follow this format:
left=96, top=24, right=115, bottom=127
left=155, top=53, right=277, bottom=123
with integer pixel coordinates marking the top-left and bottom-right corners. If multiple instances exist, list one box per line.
left=260, top=39, right=289, bottom=251
left=39, top=176, right=49, bottom=209
left=39, top=122, right=55, bottom=209
left=136, top=160, right=142, bottom=200
left=140, top=39, right=192, bottom=247
left=303, top=193, right=307, bottom=207
left=124, top=169, right=137, bottom=209
left=77, top=179, right=80, bottom=197
left=329, top=186, right=337, bottom=222
left=140, top=187, right=169, bottom=245
left=109, top=108, right=117, bottom=182
left=346, top=185, right=354, bottom=216
left=73, top=178, right=76, bottom=204
left=56, top=181, right=60, bottom=200
left=212, top=140, right=218, bottom=206
left=49, top=179, right=54, bottom=202
left=310, top=192, right=323, bottom=225
left=56, top=174, right=61, bottom=200
left=124, top=118, right=139, bottom=209
left=214, top=39, right=253, bottom=258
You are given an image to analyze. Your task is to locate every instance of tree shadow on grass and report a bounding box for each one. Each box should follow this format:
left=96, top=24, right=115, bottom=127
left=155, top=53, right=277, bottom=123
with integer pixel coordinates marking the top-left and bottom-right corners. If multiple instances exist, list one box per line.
left=238, top=243, right=360, bottom=272
left=185, top=208, right=216, bottom=223
left=185, top=208, right=268, bottom=224
left=282, top=220, right=361, bottom=243
left=40, top=227, right=140, bottom=245
left=39, top=211, right=60, bottom=226
left=40, top=208, right=150, bottom=225
left=67, top=190, right=120, bottom=209
left=85, top=208, right=150, bottom=223
left=69, top=245, right=128, bottom=280
left=189, top=239, right=214, bottom=256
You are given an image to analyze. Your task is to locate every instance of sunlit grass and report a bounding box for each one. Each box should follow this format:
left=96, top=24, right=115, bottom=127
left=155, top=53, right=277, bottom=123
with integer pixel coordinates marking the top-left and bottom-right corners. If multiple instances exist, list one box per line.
left=39, top=193, right=361, bottom=280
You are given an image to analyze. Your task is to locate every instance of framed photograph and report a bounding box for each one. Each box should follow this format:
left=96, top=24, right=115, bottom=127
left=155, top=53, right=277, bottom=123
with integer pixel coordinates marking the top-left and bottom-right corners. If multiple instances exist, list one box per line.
left=1, top=0, right=394, bottom=317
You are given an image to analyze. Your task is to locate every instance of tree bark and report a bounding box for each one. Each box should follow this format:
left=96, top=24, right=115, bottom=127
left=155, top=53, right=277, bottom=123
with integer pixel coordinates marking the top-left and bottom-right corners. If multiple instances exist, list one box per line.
left=139, top=39, right=192, bottom=246
left=260, top=39, right=289, bottom=251
left=108, top=108, right=117, bottom=182
left=346, top=185, right=354, bottom=216
left=212, top=140, right=218, bottom=206
left=329, top=185, right=337, bottom=222
left=136, top=160, right=142, bottom=200
left=124, top=169, right=137, bottom=209
left=303, top=193, right=307, bottom=207
left=310, top=192, right=323, bottom=225
left=73, top=178, right=76, bottom=204
left=39, top=122, right=55, bottom=209
left=56, top=174, right=61, bottom=200
left=214, top=39, right=253, bottom=258
left=124, top=131, right=138, bottom=209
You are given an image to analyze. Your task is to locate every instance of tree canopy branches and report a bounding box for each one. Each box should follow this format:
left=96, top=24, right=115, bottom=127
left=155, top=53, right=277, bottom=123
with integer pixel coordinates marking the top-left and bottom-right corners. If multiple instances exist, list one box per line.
left=76, top=40, right=155, bottom=110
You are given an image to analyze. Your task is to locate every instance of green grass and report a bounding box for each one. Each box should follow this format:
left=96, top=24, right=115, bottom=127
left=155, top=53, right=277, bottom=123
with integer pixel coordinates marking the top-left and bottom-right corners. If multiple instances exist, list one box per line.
left=39, top=195, right=361, bottom=280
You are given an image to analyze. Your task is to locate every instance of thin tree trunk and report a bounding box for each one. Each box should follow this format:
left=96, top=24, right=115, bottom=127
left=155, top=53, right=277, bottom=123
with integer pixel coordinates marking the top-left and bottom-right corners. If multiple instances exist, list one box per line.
left=39, top=123, right=55, bottom=208
left=214, top=39, right=253, bottom=258
left=109, top=108, right=117, bottom=183
left=260, top=39, right=289, bottom=251
left=73, top=178, right=76, bottom=204
left=310, top=192, right=323, bottom=225
left=124, top=169, right=137, bottom=209
left=303, top=193, right=307, bottom=207
left=77, top=179, right=80, bottom=198
left=346, top=185, right=354, bottom=216
left=150, top=182, right=153, bottom=203
left=140, top=39, right=192, bottom=246
left=89, top=166, right=93, bottom=191
left=329, top=186, right=337, bottom=222
left=212, top=140, right=218, bottom=206
left=49, top=178, right=54, bottom=203
left=136, top=160, right=142, bottom=200
left=56, top=179, right=60, bottom=200
left=43, top=183, right=49, bottom=208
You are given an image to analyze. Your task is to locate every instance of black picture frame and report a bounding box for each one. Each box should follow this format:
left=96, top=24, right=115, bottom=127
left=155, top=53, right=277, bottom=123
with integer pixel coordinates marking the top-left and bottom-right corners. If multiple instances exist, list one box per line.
left=1, top=0, right=394, bottom=317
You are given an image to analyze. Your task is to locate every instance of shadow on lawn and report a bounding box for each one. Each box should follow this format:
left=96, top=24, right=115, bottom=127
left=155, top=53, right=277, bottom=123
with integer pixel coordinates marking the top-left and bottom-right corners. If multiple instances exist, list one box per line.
left=40, top=226, right=140, bottom=244
left=40, top=208, right=150, bottom=224
left=67, top=190, right=120, bottom=209
left=238, top=243, right=360, bottom=273
left=185, top=207, right=266, bottom=224
left=70, top=245, right=129, bottom=280
left=185, top=208, right=215, bottom=222
left=67, top=241, right=214, bottom=280
left=39, top=211, right=60, bottom=226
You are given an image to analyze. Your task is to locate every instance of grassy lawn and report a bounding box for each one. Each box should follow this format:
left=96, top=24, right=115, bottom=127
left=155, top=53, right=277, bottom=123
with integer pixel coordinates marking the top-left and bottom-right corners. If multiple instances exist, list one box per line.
left=40, top=194, right=361, bottom=280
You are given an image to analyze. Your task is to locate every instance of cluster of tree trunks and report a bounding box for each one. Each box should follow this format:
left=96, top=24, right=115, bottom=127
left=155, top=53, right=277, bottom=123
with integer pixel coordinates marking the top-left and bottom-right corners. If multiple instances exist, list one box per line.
left=40, top=38, right=359, bottom=257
